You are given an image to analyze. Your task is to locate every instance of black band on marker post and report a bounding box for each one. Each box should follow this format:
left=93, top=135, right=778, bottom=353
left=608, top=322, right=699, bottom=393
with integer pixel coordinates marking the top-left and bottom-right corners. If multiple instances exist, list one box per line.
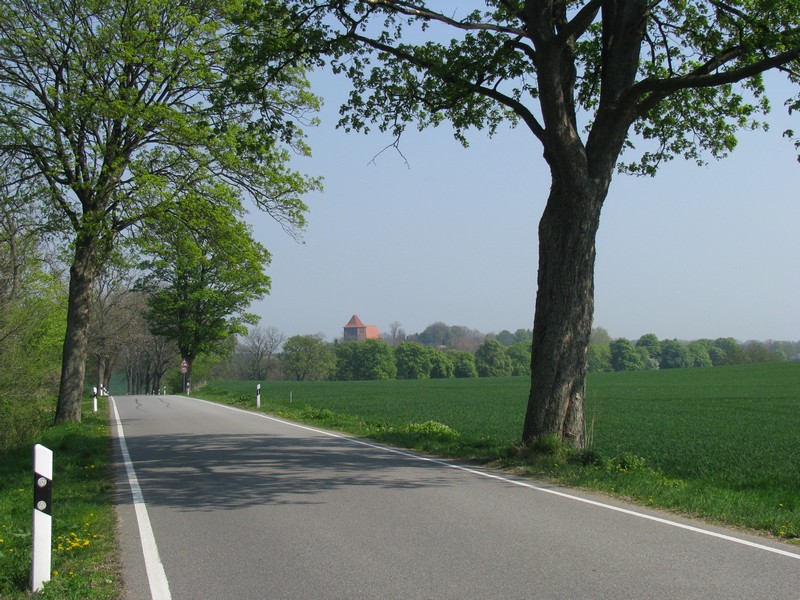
left=33, top=472, right=52, bottom=516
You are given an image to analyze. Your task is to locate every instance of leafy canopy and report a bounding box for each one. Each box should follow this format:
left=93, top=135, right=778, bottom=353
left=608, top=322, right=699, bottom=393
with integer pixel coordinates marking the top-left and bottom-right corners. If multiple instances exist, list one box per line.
left=137, top=191, right=271, bottom=363
left=294, top=1, right=800, bottom=174
left=0, top=0, right=322, bottom=247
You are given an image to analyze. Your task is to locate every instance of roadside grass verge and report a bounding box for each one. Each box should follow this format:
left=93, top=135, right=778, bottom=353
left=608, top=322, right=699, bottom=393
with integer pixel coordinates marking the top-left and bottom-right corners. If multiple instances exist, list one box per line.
left=0, top=401, right=120, bottom=599
left=196, top=363, right=800, bottom=542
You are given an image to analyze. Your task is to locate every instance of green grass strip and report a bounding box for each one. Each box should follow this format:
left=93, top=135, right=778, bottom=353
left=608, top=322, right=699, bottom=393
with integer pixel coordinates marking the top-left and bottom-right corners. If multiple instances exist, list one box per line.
left=0, top=401, right=120, bottom=599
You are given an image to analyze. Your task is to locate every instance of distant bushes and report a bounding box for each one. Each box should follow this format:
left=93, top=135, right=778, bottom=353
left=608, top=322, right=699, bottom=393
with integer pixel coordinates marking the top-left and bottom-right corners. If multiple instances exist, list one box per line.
left=588, top=334, right=792, bottom=373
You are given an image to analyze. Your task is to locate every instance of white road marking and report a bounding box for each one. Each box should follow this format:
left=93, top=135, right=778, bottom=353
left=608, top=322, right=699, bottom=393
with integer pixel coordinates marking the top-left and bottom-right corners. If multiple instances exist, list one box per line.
left=110, top=397, right=172, bottom=600
left=192, top=396, right=800, bottom=562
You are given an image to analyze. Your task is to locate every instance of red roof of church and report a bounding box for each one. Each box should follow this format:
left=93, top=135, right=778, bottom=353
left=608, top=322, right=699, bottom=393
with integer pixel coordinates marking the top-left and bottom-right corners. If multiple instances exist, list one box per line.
left=344, top=315, right=366, bottom=328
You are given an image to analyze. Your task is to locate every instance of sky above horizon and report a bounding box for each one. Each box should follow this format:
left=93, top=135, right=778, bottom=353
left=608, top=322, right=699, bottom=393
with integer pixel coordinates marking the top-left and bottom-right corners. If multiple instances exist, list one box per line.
left=246, top=69, right=800, bottom=345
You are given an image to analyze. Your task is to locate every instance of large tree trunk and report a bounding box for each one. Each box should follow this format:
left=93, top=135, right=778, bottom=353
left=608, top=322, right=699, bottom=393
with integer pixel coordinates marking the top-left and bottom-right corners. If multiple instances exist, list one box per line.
left=55, top=238, right=98, bottom=424
left=522, top=174, right=606, bottom=448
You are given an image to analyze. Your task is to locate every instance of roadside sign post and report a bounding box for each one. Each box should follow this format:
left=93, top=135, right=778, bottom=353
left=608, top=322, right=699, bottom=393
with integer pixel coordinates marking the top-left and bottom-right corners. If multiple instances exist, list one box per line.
left=92, top=386, right=98, bottom=413
left=256, top=384, right=261, bottom=409
left=31, top=444, right=53, bottom=596
left=180, top=360, right=188, bottom=394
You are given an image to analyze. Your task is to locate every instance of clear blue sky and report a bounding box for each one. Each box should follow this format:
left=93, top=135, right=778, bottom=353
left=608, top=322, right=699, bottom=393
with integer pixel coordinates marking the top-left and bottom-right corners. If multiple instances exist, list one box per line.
left=247, top=69, right=800, bottom=344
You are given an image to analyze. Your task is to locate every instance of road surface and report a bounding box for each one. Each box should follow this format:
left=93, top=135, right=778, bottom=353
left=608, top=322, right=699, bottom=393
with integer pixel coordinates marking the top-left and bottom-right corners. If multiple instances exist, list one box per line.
left=111, top=394, right=800, bottom=599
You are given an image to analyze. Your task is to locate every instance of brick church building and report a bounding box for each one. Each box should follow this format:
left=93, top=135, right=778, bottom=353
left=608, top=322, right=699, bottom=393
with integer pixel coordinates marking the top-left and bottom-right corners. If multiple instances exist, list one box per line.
left=343, top=315, right=381, bottom=342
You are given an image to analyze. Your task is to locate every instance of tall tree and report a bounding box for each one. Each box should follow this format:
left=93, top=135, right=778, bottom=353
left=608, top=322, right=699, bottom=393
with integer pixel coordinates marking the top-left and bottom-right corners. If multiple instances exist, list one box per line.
left=395, top=341, right=433, bottom=379
left=243, top=325, right=287, bottom=380
left=282, top=335, right=336, bottom=381
left=334, top=339, right=397, bottom=380
left=610, top=338, right=646, bottom=372
left=475, top=339, right=513, bottom=377
left=636, top=334, right=662, bottom=362
left=660, top=339, right=692, bottom=369
left=138, top=194, right=272, bottom=384
left=283, top=0, right=800, bottom=446
left=448, top=350, right=479, bottom=378
left=0, top=0, right=320, bottom=423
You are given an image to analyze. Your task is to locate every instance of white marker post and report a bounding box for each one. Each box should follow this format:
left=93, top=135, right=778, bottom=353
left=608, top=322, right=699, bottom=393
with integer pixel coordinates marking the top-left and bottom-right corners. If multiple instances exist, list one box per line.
left=256, top=384, right=261, bottom=409
left=92, top=386, right=98, bottom=413
left=32, top=444, right=53, bottom=595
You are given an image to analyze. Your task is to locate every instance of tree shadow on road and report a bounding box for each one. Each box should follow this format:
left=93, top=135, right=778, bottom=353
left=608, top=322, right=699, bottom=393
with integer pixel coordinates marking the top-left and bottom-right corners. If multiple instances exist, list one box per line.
left=113, top=429, right=460, bottom=512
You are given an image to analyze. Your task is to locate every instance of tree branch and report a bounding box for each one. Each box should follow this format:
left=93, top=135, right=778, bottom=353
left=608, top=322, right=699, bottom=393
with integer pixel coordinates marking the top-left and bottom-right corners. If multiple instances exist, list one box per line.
left=556, top=0, right=602, bottom=42
left=636, top=45, right=800, bottom=106
left=364, top=0, right=527, bottom=37
left=345, top=29, right=546, bottom=142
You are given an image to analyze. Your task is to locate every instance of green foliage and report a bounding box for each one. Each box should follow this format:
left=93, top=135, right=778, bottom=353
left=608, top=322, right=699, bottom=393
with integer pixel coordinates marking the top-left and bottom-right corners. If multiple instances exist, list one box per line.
left=282, top=335, right=335, bottom=381
left=587, top=344, right=612, bottom=373
left=357, top=339, right=397, bottom=380
left=636, top=334, right=661, bottom=359
left=333, top=342, right=359, bottom=381
left=395, top=342, right=433, bottom=379
left=659, top=339, right=692, bottom=369
left=713, top=337, right=748, bottom=365
left=308, top=2, right=800, bottom=173
left=429, top=349, right=455, bottom=379
left=417, top=322, right=455, bottom=347
left=0, top=205, right=67, bottom=447
left=334, top=340, right=396, bottom=381
left=687, top=341, right=713, bottom=368
left=404, top=420, right=459, bottom=438
left=448, top=350, right=478, bottom=378
left=744, top=341, right=784, bottom=364
left=610, top=338, right=647, bottom=372
left=475, top=339, right=513, bottom=377
left=495, top=330, right=516, bottom=346
left=138, top=194, right=271, bottom=369
left=0, top=0, right=320, bottom=421
left=505, top=341, right=532, bottom=376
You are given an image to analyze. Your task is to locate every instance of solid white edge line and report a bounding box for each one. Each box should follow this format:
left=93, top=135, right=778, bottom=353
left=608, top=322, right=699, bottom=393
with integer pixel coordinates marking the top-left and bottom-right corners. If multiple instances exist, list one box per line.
left=110, top=396, right=172, bottom=600
left=189, top=395, right=800, bottom=562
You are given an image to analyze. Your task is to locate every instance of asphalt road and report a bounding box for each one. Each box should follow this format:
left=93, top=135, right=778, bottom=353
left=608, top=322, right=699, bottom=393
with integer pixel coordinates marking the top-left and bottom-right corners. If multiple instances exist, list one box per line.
left=111, top=394, right=800, bottom=600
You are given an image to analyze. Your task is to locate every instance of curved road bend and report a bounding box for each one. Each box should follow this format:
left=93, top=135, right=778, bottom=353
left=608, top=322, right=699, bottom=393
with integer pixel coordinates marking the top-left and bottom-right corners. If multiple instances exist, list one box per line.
left=111, top=394, right=800, bottom=600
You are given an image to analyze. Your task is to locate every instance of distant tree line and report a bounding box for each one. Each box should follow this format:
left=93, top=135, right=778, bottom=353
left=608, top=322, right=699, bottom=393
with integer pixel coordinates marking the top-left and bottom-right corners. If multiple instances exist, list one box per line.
left=587, top=330, right=795, bottom=373
left=271, top=337, right=532, bottom=382
left=234, top=324, right=798, bottom=383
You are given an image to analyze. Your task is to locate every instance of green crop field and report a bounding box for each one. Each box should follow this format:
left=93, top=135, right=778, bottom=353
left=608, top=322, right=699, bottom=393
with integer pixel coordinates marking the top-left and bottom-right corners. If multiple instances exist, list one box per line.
left=197, top=362, right=800, bottom=540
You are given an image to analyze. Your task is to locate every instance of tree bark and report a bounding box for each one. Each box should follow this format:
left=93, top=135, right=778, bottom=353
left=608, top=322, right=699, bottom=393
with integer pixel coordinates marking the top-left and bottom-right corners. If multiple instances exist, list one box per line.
left=519, top=1, right=646, bottom=449
left=522, top=174, right=606, bottom=448
left=54, top=237, right=98, bottom=424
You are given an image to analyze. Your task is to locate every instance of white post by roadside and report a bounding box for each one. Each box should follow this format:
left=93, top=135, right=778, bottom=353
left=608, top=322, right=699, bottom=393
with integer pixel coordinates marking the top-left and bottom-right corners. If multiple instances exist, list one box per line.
left=92, top=386, right=98, bottom=413
left=256, top=383, right=261, bottom=409
left=32, top=444, right=53, bottom=595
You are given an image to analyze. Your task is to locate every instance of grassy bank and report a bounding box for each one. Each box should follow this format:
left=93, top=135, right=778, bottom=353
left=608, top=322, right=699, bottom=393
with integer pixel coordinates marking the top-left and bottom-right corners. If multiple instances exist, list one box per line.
left=196, top=363, right=800, bottom=541
left=0, top=402, right=120, bottom=599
